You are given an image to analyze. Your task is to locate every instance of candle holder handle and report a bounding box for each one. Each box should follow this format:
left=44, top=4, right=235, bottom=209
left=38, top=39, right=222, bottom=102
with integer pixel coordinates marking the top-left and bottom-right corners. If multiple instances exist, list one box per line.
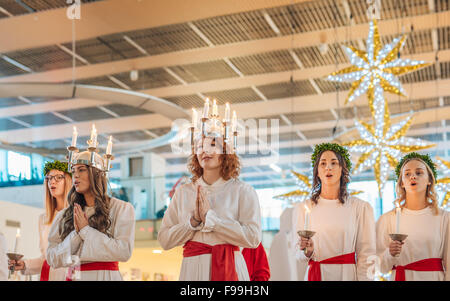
left=297, top=230, right=316, bottom=256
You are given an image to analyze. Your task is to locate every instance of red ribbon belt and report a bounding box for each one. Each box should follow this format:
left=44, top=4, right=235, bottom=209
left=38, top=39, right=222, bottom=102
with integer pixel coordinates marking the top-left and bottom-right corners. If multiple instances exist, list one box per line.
left=183, top=241, right=240, bottom=281
left=66, top=261, right=119, bottom=281
left=393, top=258, right=443, bottom=281
left=40, top=260, right=50, bottom=281
left=308, top=252, right=356, bottom=281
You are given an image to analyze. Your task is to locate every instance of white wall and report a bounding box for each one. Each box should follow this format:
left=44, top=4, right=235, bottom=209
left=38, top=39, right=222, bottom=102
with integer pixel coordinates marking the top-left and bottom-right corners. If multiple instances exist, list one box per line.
left=0, top=200, right=43, bottom=259
left=0, top=185, right=44, bottom=208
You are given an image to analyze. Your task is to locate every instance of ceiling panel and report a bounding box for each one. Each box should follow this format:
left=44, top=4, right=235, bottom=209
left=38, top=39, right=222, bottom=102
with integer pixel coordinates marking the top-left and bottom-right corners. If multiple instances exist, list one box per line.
left=257, top=79, right=318, bottom=99
left=55, top=107, right=112, bottom=122
left=204, top=87, right=261, bottom=104
left=14, top=112, right=68, bottom=127
left=168, top=60, right=239, bottom=83
left=112, top=68, right=180, bottom=90
left=229, top=50, right=299, bottom=76
left=165, top=94, right=204, bottom=109
left=0, top=59, right=28, bottom=77
left=101, top=104, right=152, bottom=117
left=283, top=109, right=336, bottom=124
left=0, top=118, right=28, bottom=130
left=0, top=98, right=26, bottom=108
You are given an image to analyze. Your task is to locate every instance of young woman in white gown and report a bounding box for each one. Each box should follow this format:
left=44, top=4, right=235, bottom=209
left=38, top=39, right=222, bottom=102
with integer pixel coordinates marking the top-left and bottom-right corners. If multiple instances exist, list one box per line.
left=158, top=137, right=261, bottom=281
left=292, top=143, right=376, bottom=281
left=376, top=152, right=449, bottom=281
left=46, top=151, right=135, bottom=281
left=8, top=161, right=71, bottom=281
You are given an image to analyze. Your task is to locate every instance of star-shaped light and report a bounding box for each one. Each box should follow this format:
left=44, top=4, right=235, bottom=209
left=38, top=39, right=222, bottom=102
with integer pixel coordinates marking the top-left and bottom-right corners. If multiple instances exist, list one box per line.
left=435, top=156, right=450, bottom=209
left=326, top=19, right=429, bottom=138
left=273, top=170, right=363, bottom=203
left=342, top=114, right=435, bottom=195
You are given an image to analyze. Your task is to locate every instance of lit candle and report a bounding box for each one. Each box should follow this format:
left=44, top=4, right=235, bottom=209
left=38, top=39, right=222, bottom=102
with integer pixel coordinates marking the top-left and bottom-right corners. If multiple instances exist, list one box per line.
left=71, top=126, right=78, bottom=147
left=90, top=124, right=97, bottom=147
left=203, top=98, right=210, bottom=118
left=14, top=229, right=20, bottom=253
left=212, top=99, right=218, bottom=116
left=231, top=110, right=237, bottom=132
left=192, top=108, right=198, bottom=129
left=106, top=136, right=113, bottom=155
left=304, top=204, right=310, bottom=231
left=224, top=103, right=230, bottom=122
left=395, top=201, right=401, bottom=233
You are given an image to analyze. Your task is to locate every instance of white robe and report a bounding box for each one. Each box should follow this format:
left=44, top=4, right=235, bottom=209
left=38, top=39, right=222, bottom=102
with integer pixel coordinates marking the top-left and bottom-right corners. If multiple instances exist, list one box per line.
left=158, top=177, right=262, bottom=281
left=21, top=213, right=67, bottom=280
left=46, top=198, right=135, bottom=281
left=376, top=207, right=449, bottom=281
left=269, top=207, right=306, bottom=281
left=0, top=233, right=7, bottom=281
left=292, top=196, right=376, bottom=281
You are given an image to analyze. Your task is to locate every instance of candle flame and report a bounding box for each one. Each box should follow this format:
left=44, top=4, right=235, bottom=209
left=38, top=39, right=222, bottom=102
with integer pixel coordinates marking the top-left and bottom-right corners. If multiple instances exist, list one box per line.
left=109, top=136, right=113, bottom=142
left=205, top=98, right=209, bottom=104
left=226, top=102, right=230, bottom=108
left=73, top=126, right=77, bottom=133
left=395, top=201, right=400, bottom=209
left=16, top=228, right=20, bottom=237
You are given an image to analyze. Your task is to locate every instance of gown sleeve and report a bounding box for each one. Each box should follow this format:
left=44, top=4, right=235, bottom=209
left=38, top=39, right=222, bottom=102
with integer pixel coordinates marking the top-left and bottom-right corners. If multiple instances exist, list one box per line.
left=376, top=211, right=398, bottom=275
left=158, top=186, right=201, bottom=250
left=201, top=183, right=261, bottom=248
left=355, top=200, right=376, bottom=281
left=0, top=234, right=7, bottom=281
left=23, top=214, right=45, bottom=275
left=46, top=209, right=83, bottom=269
left=443, top=210, right=449, bottom=281
left=242, top=243, right=270, bottom=281
left=77, top=201, right=135, bottom=262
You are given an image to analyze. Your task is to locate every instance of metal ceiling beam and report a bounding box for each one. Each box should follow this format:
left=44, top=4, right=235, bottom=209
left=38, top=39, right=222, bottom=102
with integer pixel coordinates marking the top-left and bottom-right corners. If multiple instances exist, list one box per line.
left=2, top=11, right=449, bottom=84
left=0, top=0, right=310, bottom=53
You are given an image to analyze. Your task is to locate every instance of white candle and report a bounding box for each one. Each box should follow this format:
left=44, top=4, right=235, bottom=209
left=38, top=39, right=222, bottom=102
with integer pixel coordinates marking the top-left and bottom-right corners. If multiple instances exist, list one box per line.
left=192, top=108, right=198, bottom=129
left=71, top=126, right=78, bottom=147
left=14, top=229, right=20, bottom=253
left=224, top=103, right=230, bottom=122
left=203, top=98, right=210, bottom=118
left=212, top=99, right=218, bottom=116
left=106, top=136, right=113, bottom=155
left=90, top=124, right=97, bottom=147
left=395, top=202, right=401, bottom=233
left=304, top=204, right=310, bottom=231
left=231, top=111, right=237, bottom=132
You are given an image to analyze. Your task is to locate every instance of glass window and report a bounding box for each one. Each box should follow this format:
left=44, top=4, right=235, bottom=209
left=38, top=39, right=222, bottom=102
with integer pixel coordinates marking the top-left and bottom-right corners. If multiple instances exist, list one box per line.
left=7, top=151, right=31, bottom=180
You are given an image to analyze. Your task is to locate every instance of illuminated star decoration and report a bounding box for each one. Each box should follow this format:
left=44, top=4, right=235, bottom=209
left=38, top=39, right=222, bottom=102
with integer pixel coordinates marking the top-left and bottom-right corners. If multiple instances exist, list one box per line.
left=326, top=19, right=429, bottom=139
left=342, top=114, right=435, bottom=196
left=273, top=170, right=363, bottom=203
left=435, top=156, right=450, bottom=209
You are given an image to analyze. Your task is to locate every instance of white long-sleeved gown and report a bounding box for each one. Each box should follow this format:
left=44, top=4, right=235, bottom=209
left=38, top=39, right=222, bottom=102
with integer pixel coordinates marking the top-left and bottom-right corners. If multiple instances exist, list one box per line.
left=21, top=213, right=67, bottom=280
left=292, top=196, right=376, bottom=281
left=0, top=233, right=7, bottom=281
left=46, top=198, right=135, bottom=281
left=376, top=206, right=449, bottom=281
left=158, top=177, right=262, bottom=281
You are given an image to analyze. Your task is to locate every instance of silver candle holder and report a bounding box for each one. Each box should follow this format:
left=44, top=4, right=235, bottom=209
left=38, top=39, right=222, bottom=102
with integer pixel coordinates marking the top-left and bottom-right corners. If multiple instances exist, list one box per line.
left=7, top=253, right=24, bottom=278
left=67, top=145, right=79, bottom=171
left=389, top=233, right=408, bottom=257
left=297, top=230, right=316, bottom=256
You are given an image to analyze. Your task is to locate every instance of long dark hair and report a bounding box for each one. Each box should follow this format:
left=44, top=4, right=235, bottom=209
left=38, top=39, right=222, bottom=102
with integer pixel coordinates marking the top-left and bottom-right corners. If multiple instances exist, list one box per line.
left=59, top=166, right=112, bottom=240
left=310, top=150, right=350, bottom=205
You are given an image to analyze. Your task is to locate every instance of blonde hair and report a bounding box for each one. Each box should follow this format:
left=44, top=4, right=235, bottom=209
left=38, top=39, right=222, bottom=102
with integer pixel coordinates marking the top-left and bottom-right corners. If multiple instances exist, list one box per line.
left=44, top=172, right=72, bottom=225
left=395, top=158, right=439, bottom=215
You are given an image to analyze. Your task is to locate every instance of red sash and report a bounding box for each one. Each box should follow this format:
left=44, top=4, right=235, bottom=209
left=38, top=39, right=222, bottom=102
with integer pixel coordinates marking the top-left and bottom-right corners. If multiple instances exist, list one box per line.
left=393, top=258, right=443, bottom=281
left=183, top=241, right=239, bottom=281
left=66, top=261, right=119, bottom=281
left=40, top=260, right=50, bottom=281
left=308, top=252, right=356, bottom=281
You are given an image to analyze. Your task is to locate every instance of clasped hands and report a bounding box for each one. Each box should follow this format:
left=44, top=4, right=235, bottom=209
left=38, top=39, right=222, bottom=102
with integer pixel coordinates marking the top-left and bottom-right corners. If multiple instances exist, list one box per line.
left=74, top=203, right=89, bottom=233
left=190, top=186, right=210, bottom=228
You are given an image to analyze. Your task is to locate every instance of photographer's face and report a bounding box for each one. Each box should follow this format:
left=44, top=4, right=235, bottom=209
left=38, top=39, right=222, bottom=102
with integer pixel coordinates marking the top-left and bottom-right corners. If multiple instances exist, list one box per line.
left=196, top=137, right=222, bottom=171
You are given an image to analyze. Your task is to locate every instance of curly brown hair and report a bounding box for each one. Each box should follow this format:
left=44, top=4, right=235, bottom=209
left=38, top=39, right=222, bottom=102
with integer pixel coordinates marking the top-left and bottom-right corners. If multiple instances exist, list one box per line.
left=59, top=166, right=112, bottom=240
left=188, top=153, right=241, bottom=182
left=310, top=150, right=351, bottom=205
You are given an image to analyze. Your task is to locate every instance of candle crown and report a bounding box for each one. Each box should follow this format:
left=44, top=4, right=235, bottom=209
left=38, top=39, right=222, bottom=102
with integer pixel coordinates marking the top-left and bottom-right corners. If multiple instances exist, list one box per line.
left=66, top=124, right=113, bottom=172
